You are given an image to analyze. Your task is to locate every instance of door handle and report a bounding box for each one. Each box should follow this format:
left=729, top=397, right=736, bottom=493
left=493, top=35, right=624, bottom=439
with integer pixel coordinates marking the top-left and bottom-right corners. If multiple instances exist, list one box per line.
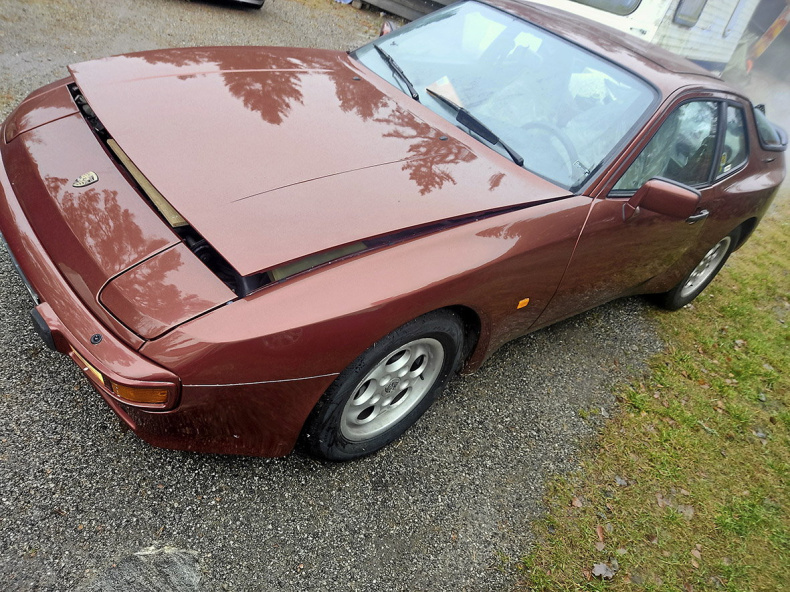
left=686, top=209, right=710, bottom=224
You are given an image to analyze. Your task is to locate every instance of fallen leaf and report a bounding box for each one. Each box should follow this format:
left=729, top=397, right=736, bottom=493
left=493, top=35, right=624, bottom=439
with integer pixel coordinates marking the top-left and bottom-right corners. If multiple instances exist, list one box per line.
left=691, top=558, right=700, bottom=569
left=596, top=525, right=605, bottom=542
left=592, top=563, right=615, bottom=580
left=595, top=541, right=606, bottom=552
left=616, top=548, right=627, bottom=555
left=615, top=475, right=628, bottom=487
left=571, top=497, right=583, bottom=508
left=691, top=549, right=702, bottom=559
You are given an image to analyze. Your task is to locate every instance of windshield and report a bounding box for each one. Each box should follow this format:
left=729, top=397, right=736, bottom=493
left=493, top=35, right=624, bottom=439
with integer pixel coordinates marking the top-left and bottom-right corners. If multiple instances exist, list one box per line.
left=353, top=1, right=656, bottom=190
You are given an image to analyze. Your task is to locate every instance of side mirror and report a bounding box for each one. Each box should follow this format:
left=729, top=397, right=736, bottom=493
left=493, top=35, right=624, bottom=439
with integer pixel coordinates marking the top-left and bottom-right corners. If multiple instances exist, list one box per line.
left=623, top=178, right=700, bottom=221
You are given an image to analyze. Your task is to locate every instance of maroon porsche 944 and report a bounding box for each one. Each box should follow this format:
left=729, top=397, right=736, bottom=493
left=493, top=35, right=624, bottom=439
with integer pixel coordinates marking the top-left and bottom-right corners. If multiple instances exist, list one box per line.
left=0, top=0, right=785, bottom=460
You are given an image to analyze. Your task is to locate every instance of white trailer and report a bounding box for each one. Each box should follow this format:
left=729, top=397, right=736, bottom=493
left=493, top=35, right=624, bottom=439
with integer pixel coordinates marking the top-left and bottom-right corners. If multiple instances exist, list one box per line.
left=528, top=0, right=761, bottom=73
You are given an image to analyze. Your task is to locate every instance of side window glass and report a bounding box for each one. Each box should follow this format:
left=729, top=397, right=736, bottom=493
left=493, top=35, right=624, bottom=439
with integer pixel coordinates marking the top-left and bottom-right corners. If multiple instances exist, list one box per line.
left=717, top=106, right=747, bottom=178
left=613, top=101, right=719, bottom=192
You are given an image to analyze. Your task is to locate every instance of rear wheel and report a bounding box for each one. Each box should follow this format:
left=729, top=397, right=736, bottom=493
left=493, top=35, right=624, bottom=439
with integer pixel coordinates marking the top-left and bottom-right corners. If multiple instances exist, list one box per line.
left=656, top=228, right=740, bottom=310
left=300, top=310, right=464, bottom=461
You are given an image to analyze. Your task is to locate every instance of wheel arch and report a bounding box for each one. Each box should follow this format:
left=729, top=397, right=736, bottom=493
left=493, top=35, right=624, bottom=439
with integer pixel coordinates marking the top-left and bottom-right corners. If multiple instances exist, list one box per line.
left=733, top=217, right=758, bottom=251
left=444, top=304, right=483, bottom=371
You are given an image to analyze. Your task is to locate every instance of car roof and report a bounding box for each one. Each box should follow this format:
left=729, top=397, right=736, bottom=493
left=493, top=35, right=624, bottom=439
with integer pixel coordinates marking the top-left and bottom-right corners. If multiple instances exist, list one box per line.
left=485, top=0, right=745, bottom=99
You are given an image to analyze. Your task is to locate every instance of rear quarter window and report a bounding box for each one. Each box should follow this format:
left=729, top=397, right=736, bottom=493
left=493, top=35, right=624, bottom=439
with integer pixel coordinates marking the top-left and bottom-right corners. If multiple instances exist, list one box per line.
left=754, top=107, right=787, bottom=151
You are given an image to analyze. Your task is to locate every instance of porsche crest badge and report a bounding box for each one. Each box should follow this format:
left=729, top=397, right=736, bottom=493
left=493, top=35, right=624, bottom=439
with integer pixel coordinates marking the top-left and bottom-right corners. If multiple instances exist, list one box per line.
left=73, top=171, right=99, bottom=188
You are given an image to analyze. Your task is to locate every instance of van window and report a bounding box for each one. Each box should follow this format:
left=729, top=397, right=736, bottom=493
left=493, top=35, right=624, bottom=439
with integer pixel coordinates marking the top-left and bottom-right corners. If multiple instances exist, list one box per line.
left=570, top=0, right=641, bottom=16
left=674, top=0, right=708, bottom=27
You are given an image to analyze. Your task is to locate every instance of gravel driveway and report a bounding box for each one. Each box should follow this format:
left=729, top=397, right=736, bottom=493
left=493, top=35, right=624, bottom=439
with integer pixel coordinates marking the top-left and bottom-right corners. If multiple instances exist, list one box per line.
left=0, top=1, right=663, bottom=589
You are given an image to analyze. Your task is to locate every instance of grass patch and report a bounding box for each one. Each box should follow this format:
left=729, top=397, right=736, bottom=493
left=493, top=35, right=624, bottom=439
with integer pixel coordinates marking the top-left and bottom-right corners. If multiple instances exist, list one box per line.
left=519, top=192, right=790, bottom=591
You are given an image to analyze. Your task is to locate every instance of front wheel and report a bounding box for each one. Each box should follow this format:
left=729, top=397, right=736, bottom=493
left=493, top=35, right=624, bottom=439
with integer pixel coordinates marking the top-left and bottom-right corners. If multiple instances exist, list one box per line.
left=656, top=227, right=740, bottom=310
left=300, top=310, right=464, bottom=461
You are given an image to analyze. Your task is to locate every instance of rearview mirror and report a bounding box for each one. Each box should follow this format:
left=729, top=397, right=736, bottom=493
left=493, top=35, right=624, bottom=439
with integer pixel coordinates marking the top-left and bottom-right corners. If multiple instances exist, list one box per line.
left=623, top=178, right=700, bottom=221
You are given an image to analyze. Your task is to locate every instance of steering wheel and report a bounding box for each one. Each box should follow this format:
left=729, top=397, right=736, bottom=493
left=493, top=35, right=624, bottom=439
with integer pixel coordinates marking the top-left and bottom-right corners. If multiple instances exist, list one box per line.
left=520, top=121, right=579, bottom=182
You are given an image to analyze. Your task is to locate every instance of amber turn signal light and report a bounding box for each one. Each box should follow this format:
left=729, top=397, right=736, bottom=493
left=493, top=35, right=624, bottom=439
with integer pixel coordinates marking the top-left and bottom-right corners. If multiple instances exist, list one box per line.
left=110, top=381, right=169, bottom=404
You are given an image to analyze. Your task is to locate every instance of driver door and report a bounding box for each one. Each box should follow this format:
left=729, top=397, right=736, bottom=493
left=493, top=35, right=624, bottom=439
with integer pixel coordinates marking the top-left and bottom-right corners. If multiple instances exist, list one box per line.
left=531, top=98, right=723, bottom=328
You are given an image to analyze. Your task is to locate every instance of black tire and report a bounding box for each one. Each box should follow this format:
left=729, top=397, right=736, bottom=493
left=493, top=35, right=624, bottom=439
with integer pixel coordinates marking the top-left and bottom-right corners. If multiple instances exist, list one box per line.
left=656, top=227, right=741, bottom=311
left=300, top=310, right=464, bottom=461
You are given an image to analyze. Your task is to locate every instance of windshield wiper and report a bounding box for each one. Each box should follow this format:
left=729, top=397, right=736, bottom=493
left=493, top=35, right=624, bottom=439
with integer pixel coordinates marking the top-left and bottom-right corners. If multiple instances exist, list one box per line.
left=374, top=44, right=419, bottom=102
left=426, top=88, right=523, bottom=166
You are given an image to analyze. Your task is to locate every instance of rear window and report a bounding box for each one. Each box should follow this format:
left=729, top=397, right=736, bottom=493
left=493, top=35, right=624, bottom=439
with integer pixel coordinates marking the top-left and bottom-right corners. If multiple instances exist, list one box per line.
left=570, top=0, right=641, bottom=16
left=754, top=107, right=787, bottom=151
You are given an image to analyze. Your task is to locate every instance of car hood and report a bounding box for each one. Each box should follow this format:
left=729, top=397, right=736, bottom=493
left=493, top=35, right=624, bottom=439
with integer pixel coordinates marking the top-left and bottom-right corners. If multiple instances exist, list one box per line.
left=69, top=47, right=569, bottom=276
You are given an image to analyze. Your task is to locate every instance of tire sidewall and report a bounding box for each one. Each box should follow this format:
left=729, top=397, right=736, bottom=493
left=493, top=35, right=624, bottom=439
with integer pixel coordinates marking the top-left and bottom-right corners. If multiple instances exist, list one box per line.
left=301, top=311, right=464, bottom=461
left=661, top=227, right=741, bottom=310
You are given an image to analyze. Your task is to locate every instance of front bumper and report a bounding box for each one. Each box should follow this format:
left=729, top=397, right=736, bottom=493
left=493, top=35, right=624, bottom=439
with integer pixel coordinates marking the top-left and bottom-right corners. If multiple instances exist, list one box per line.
left=0, top=136, right=336, bottom=457
left=0, top=150, right=182, bottom=407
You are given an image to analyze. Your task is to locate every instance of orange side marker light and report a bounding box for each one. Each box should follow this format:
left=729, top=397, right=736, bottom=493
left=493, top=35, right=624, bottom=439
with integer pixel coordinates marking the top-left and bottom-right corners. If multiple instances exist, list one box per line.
left=110, top=382, right=169, bottom=404
left=517, top=298, right=530, bottom=309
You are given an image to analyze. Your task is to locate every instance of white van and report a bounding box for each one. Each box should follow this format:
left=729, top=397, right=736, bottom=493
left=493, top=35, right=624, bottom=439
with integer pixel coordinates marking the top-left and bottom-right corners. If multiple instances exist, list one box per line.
left=528, top=0, right=760, bottom=73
